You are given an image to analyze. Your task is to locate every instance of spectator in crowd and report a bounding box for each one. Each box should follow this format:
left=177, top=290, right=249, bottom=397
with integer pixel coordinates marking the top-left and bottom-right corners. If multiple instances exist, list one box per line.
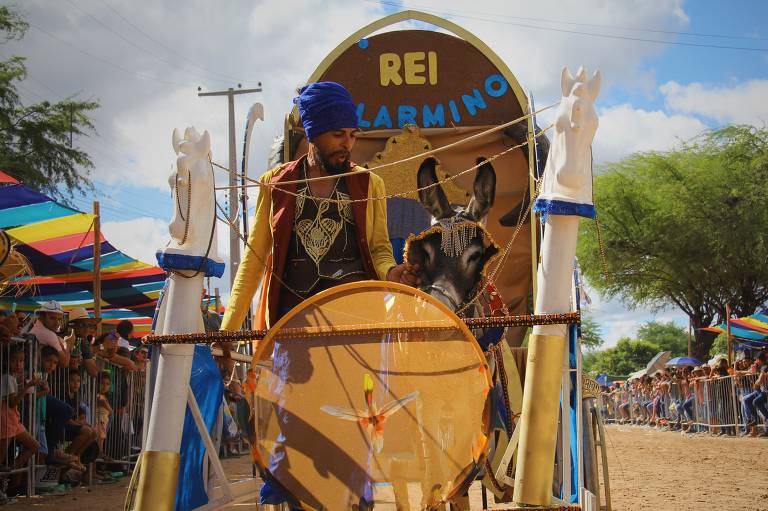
left=676, top=366, right=696, bottom=432
left=37, top=346, right=90, bottom=472
left=201, top=293, right=222, bottom=333
left=710, top=356, right=736, bottom=436
left=742, top=352, right=768, bottom=437
left=60, top=371, right=98, bottom=464
left=93, top=332, right=135, bottom=371
left=4, top=313, right=19, bottom=338
left=95, top=372, right=112, bottom=458
left=28, top=301, right=75, bottom=367
left=131, top=345, right=148, bottom=372
left=0, top=325, right=10, bottom=345
left=115, top=320, right=133, bottom=350
left=0, top=344, right=40, bottom=471
left=67, top=308, right=99, bottom=378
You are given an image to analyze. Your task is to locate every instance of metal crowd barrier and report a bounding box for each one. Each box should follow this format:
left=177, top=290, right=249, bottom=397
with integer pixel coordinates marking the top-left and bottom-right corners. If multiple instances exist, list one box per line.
left=598, top=374, right=766, bottom=436
left=0, top=335, right=149, bottom=499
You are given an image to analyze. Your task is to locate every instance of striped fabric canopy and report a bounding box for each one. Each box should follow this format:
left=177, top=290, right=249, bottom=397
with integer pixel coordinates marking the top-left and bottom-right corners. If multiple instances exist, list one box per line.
left=0, top=170, right=166, bottom=332
left=702, top=310, right=768, bottom=347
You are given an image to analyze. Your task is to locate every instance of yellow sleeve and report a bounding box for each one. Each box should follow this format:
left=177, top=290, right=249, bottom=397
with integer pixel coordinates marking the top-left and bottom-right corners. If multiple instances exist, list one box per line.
left=366, top=173, right=397, bottom=280
left=221, top=172, right=274, bottom=331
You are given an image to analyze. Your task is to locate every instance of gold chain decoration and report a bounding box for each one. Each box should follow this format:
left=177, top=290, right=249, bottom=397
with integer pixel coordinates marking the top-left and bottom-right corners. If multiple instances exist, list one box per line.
left=212, top=130, right=551, bottom=206
left=453, top=159, right=546, bottom=317
left=173, top=168, right=191, bottom=245
left=141, top=312, right=580, bottom=345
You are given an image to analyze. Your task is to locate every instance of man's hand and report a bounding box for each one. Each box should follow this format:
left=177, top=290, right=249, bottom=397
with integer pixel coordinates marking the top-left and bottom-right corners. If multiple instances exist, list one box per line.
left=386, top=263, right=421, bottom=287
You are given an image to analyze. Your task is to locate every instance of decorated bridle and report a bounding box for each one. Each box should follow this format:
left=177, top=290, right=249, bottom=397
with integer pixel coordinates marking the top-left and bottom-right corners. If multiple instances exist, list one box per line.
left=404, top=217, right=504, bottom=319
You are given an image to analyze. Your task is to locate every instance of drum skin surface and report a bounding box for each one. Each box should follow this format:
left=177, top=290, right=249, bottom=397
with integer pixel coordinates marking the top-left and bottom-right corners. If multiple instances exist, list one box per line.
left=250, top=281, right=491, bottom=510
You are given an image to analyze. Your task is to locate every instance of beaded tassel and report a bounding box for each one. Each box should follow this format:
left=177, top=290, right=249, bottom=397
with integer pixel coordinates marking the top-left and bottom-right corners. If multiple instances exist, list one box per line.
left=439, top=221, right=477, bottom=258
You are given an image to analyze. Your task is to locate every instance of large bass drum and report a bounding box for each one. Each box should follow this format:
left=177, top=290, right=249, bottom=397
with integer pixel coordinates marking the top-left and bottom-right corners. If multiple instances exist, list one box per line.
left=249, top=281, right=491, bottom=510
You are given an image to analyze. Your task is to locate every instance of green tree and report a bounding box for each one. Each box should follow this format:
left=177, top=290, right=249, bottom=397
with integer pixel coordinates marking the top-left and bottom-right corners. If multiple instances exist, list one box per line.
left=589, top=338, right=661, bottom=377
left=0, top=6, right=98, bottom=199
left=709, top=334, right=727, bottom=358
left=636, top=320, right=688, bottom=357
left=580, top=315, right=604, bottom=351
left=577, top=126, right=768, bottom=361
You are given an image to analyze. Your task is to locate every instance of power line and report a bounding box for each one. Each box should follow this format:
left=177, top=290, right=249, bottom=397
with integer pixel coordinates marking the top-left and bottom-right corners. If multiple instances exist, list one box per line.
left=97, top=0, right=259, bottom=84
left=374, top=1, right=768, bottom=52
left=61, top=0, right=233, bottom=87
left=29, top=23, right=192, bottom=87
left=378, top=1, right=768, bottom=42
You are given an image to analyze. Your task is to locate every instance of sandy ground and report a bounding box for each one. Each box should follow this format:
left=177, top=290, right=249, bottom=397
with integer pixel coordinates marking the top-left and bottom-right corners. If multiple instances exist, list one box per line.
left=602, top=424, right=768, bottom=511
left=4, top=426, right=767, bottom=510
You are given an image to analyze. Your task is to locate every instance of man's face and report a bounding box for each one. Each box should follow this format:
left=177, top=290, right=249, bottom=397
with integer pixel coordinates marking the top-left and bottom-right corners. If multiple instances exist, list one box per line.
left=311, top=128, right=358, bottom=173
left=72, top=320, right=90, bottom=336
left=39, top=312, right=62, bottom=332
left=102, top=334, right=118, bottom=357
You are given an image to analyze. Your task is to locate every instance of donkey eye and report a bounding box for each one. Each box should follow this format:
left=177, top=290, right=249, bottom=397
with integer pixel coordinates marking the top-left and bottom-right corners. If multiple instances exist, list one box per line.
left=467, top=251, right=481, bottom=264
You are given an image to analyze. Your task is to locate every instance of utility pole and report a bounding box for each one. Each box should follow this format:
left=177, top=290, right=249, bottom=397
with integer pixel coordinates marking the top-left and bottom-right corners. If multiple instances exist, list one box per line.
left=198, top=83, right=262, bottom=290
left=93, top=201, right=102, bottom=335
left=726, top=304, right=733, bottom=364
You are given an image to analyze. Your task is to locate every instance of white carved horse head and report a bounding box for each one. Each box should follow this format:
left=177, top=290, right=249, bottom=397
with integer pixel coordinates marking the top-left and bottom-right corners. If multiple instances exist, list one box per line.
left=167, top=127, right=220, bottom=260
left=539, top=66, right=601, bottom=206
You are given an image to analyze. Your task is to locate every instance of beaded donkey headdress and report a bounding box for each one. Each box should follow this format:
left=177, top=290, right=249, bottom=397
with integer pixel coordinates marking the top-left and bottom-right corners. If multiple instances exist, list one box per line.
left=404, top=217, right=500, bottom=274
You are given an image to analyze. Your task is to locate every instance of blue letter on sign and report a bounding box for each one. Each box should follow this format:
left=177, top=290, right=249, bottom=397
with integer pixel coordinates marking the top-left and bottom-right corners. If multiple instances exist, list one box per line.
left=356, top=103, right=371, bottom=129
left=461, top=88, right=487, bottom=117
left=398, top=105, right=418, bottom=128
left=422, top=104, right=445, bottom=128
left=484, top=74, right=509, bottom=98
left=372, top=105, right=393, bottom=129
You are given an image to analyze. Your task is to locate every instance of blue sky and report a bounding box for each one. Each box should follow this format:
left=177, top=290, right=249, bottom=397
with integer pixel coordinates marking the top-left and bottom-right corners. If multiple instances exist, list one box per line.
left=11, top=0, right=767, bottom=346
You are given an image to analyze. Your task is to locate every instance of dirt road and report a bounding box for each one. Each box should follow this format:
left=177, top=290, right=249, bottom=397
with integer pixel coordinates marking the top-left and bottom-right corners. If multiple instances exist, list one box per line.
left=5, top=426, right=766, bottom=510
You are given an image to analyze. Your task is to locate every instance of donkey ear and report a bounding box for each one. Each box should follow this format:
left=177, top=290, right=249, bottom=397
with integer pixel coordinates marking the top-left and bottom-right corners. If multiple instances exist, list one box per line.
left=172, top=128, right=182, bottom=154
left=575, top=66, right=587, bottom=82
left=417, top=157, right=453, bottom=220
left=467, top=157, right=496, bottom=221
left=587, top=70, right=602, bottom=100
left=561, top=67, right=575, bottom=97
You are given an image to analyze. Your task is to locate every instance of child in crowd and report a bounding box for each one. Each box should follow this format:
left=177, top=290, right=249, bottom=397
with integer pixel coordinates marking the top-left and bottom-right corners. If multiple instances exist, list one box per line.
left=0, top=345, right=41, bottom=469
left=96, top=372, right=112, bottom=457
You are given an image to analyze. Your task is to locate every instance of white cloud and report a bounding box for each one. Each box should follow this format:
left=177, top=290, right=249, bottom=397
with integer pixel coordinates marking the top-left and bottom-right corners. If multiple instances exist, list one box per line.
left=660, top=79, right=768, bottom=126
left=102, top=217, right=169, bottom=265
left=593, top=103, right=707, bottom=162
left=399, top=0, right=689, bottom=100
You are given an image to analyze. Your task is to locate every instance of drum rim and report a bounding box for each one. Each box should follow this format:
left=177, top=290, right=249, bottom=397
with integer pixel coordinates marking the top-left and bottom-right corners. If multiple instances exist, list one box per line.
left=250, top=279, right=493, bottom=509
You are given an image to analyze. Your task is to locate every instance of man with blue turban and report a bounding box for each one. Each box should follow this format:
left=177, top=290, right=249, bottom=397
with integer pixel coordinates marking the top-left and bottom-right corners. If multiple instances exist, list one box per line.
left=222, top=81, right=417, bottom=332
left=221, top=81, right=417, bottom=508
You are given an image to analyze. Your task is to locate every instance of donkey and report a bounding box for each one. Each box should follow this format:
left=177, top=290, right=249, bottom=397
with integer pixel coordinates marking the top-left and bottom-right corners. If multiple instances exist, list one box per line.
left=406, top=157, right=499, bottom=317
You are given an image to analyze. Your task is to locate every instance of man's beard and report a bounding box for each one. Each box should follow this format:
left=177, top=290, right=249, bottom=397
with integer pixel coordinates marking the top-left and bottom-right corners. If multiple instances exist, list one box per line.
left=318, top=151, right=351, bottom=175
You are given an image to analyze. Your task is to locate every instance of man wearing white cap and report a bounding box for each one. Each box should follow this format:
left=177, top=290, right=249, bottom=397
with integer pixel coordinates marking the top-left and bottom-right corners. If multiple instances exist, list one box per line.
left=29, top=301, right=75, bottom=366
left=67, top=308, right=99, bottom=378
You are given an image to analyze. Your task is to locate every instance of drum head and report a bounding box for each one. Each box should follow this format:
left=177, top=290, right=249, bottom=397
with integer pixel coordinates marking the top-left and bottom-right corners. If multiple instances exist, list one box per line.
left=251, top=281, right=491, bottom=510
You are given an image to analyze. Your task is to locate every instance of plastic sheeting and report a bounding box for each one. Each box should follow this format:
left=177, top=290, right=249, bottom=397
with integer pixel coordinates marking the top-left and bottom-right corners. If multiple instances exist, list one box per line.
left=174, top=345, right=224, bottom=511
left=250, top=281, right=491, bottom=510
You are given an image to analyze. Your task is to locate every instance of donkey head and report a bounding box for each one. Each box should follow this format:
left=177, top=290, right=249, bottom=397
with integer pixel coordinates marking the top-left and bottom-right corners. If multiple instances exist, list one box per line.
left=406, top=157, right=499, bottom=314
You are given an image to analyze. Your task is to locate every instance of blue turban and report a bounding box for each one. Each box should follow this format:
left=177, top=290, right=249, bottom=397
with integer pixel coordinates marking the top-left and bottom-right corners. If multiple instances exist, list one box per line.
left=293, top=81, right=358, bottom=141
